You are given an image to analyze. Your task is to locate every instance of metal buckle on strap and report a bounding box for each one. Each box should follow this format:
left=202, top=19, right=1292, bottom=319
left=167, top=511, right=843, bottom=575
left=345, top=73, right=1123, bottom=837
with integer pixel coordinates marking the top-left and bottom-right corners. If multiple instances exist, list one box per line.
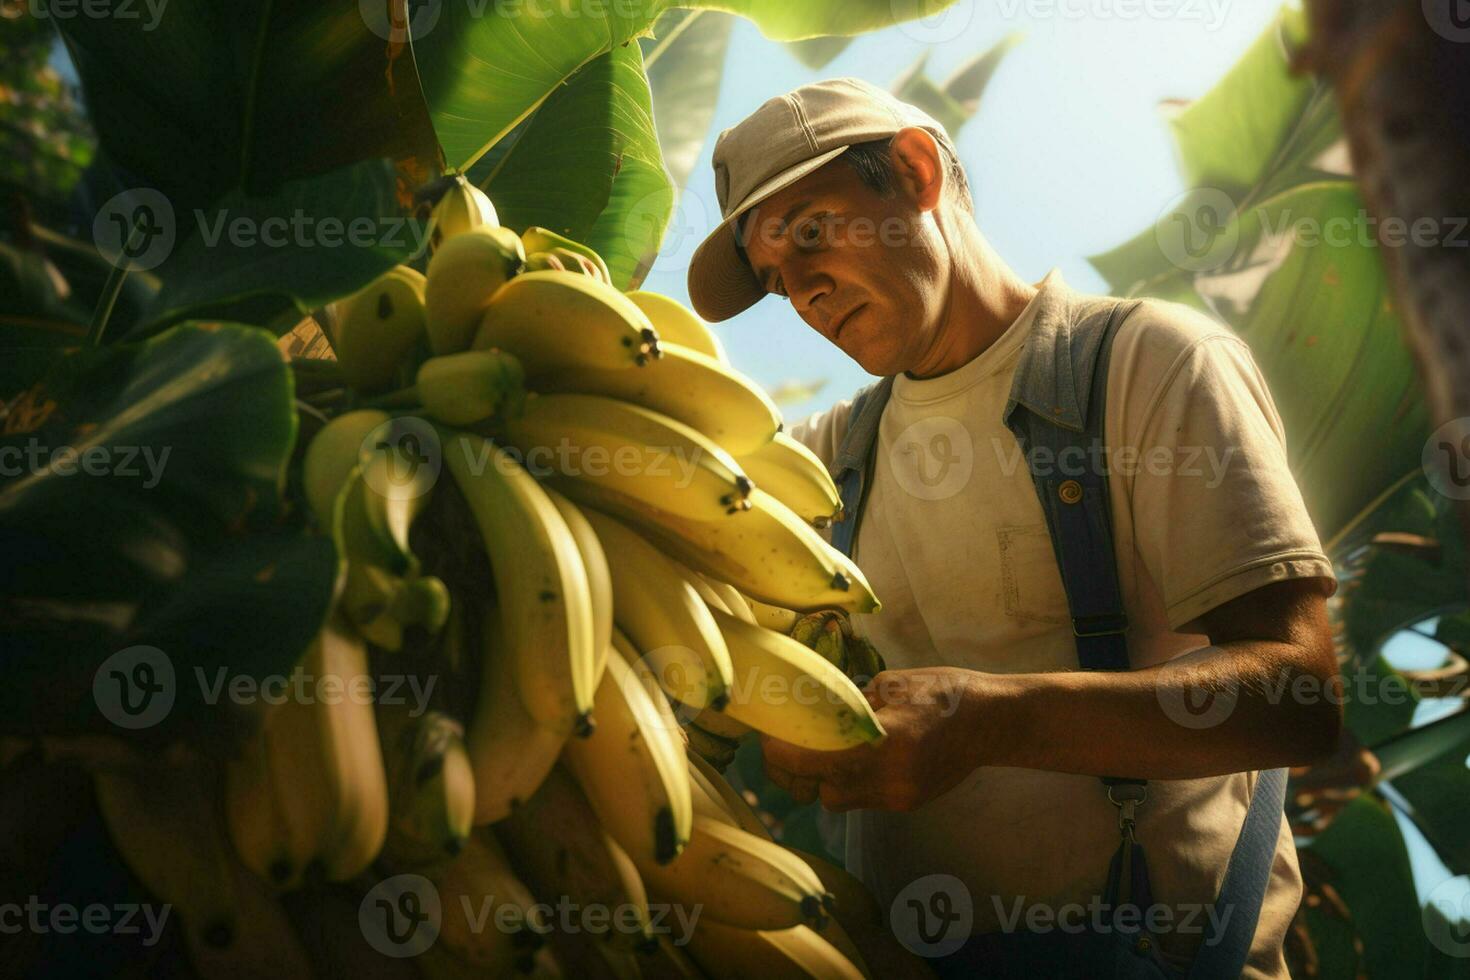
left=1072, top=614, right=1128, bottom=637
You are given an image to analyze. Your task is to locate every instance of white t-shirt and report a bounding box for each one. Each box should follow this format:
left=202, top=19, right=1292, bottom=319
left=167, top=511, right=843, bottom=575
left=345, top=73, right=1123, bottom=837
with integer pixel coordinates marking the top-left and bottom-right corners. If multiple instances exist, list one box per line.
left=789, top=269, right=1335, bottom=978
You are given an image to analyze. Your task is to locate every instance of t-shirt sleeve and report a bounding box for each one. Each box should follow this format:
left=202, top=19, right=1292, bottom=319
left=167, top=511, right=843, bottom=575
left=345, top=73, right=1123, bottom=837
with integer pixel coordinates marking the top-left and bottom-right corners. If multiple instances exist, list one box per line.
left=1117, top=321, right=1337, bottom=634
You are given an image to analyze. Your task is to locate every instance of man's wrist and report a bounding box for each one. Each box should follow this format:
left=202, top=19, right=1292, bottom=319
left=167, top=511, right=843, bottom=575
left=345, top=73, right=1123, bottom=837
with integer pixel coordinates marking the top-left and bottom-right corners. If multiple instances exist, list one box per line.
left=959, top=668, right=1031, bottom=770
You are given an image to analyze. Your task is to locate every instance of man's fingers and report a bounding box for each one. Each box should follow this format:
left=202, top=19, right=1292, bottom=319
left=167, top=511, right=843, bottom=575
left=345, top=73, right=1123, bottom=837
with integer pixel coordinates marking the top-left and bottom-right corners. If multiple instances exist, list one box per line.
left=819, top=777, right=872, bottom=813
left=760, top=734, right=834, bottom=778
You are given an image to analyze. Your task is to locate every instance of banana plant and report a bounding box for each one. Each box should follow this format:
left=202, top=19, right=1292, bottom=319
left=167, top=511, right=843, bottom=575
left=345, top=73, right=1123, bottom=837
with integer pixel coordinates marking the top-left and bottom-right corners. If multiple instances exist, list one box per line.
left=0, top=324, right=335, bottom=750
left=47, top=1, right=443, bottom=340
left=1087, top=5, right=1428, bottom=554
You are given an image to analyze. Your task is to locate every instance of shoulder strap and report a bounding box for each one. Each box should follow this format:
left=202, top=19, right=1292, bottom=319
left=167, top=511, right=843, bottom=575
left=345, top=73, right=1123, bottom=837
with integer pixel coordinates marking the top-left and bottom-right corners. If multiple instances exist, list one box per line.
left=1002, top=299, right=1138, bottom=673
left=1186, top=767, right=1289, bottom=979
left=829, top=376, right=893, bottom=559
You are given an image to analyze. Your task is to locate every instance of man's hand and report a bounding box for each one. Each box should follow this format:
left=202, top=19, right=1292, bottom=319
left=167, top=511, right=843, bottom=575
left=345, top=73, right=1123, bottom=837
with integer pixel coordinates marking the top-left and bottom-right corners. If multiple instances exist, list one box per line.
left=761, top=666, right=993, bottom=813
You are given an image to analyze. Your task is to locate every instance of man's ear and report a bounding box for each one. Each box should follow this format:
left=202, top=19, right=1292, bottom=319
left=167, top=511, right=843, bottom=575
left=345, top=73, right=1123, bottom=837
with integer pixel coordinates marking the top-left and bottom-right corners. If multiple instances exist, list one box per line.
left=888, top=127, right=945, bottom=212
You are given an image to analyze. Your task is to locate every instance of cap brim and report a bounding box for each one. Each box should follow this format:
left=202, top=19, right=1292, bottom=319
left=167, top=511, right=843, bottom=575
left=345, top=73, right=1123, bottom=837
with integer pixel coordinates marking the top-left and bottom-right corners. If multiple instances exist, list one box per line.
left=687, top=144, right=850, bottom=323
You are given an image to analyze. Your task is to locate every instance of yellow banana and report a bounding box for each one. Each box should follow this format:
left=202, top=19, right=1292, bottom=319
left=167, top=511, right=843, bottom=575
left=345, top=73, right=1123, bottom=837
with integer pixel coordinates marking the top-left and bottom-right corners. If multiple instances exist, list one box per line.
left=700, top=574, right=757, bottom=625
left=624, top=290, right=728, bottom=363
left=465, top=602, right=567, bottom=825
left=96, top=760, right=311, bottom=976
left=500, top=393, right=753, bottom=521
left=496, top=766, right=655, bottom=947
left=431, top=832, right=545, bottom=973
left=520, top=225, right=613, bottom=283
left=563, top=652, right=693, bottom=866
left=714, top=608, right=885, bottom=751
left=557, top=484, right=879, bottom=613
left=746, top=595, right=801, bottom=634
left=580, top=507, right=732, bottom=710
left=416, top=348, right=526, bottom=427
left=544, top=487, right=615, bottom=679
left=611, top=626, right=685, bottom=737
left=428, top=176, right=500, bottom=253
left=377, top=701, right=475, bottom=868
left=334, top=265, right=428, bottom=392
left=737, top=431, right=842, bottom=527
left=225, top=616, right=389, bottom=887
left=472, top=269, right=658, bottom=372
left=528, top=341, right=781, bottom=456
left=441, top=431, right=599, bottom=735
left=303, top=409, right=390, bottom=526
left=686, top=920, right=864, bottom=980
left=426, top=225, right=526, bottom=354
left=639, top=813, right=830, bottom=930
left=789, top=847, right=925, bottom=980
left=686, top=748, right=770, bottom=839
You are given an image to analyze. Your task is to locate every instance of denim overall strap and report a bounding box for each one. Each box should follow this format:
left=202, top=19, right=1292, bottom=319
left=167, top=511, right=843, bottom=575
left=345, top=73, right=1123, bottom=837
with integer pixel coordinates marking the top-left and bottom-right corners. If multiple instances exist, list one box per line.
left=1001, top=298, right=1140, bottom=676
left=829, top=376, right=894, bottom=559
left=1185, top=767, right=1289, bottom=980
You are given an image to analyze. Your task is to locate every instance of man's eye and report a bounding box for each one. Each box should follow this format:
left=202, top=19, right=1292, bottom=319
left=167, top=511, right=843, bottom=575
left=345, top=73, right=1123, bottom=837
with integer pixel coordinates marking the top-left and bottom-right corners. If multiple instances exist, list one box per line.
left=795, top=217, right=824, bottom=245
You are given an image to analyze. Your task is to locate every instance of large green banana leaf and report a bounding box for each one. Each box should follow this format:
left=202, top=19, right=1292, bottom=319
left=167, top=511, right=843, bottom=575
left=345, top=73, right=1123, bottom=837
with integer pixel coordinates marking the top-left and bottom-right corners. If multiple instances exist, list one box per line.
left=641, top=9, right=736, bottom=196
left=416, top=0, right=963, bottom=172
left=1301, top=797, right=1428, bottom=978
left=52, top=2, right=441, bottom=336
left=1087, top=6, right=1426, bottom=550
left=0, top=324, right=334, bottom=746
left=56, top=1, right=439, bottom=209
left=478, top=43, right=672, bottom=290
left=135, top=158, right=415, bottom=337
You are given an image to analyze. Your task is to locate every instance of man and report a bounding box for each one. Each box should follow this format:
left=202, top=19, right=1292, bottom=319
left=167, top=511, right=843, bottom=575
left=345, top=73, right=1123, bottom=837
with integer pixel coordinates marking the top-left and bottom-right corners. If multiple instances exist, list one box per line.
left=685, top=77, right=1341, bottom=978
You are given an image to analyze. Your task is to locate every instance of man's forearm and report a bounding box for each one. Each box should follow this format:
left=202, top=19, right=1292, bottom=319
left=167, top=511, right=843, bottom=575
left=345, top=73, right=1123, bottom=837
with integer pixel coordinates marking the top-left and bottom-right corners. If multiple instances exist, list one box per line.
left=974, top=639, right=1343, bottom=780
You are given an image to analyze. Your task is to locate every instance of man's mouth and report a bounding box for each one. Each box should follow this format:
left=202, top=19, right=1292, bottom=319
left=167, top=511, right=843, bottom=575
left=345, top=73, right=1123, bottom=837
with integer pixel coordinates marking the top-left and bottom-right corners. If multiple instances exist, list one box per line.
left=832, top=304, right=864, bottom=339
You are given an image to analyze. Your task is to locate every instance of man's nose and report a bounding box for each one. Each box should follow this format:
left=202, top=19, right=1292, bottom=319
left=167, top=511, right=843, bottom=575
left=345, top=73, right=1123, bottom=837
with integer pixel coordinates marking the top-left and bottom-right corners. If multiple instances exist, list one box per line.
left=789, top=269, right=832, bottom=324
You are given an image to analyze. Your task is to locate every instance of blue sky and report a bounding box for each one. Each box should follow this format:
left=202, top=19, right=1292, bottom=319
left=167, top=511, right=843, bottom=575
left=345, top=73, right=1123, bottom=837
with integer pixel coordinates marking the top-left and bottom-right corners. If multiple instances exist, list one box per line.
left=639, top=0, right=1285, bottom=420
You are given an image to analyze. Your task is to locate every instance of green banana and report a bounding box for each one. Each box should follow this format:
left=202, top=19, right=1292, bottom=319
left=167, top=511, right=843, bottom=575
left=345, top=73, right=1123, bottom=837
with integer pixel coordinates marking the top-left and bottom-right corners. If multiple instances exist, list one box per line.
left=302, top=409, right=390, bottom=528
left=334, top=266, right=428, bottom=393
left=377, top=701, right=476, bottom=868
left=429, top=175, right=500, bottom=253
left=426, top=225, right=527, bottom=354
left=416, top=348, right=527, bottom=426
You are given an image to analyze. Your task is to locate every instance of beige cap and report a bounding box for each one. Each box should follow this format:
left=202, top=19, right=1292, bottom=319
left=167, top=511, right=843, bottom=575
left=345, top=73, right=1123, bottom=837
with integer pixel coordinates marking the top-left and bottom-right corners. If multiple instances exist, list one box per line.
left=686, top=76, right=958, bottom=322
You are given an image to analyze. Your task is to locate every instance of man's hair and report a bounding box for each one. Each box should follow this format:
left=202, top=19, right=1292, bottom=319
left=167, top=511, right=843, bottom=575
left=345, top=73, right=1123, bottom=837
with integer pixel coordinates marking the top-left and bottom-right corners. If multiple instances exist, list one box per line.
left=733, top=131, right=974, bottom=259
left=838, top=133, right=974, bottom=215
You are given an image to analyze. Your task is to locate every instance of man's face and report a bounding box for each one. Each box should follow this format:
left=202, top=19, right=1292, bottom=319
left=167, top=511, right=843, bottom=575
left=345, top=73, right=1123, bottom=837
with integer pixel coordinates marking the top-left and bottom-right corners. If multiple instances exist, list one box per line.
left=737, top=154, right=947, bottom=376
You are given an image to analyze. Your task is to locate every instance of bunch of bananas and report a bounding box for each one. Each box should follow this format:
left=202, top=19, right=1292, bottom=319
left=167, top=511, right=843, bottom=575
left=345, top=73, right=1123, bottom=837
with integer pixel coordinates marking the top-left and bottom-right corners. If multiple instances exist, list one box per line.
left=83, top=176, right=927, bottom=979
